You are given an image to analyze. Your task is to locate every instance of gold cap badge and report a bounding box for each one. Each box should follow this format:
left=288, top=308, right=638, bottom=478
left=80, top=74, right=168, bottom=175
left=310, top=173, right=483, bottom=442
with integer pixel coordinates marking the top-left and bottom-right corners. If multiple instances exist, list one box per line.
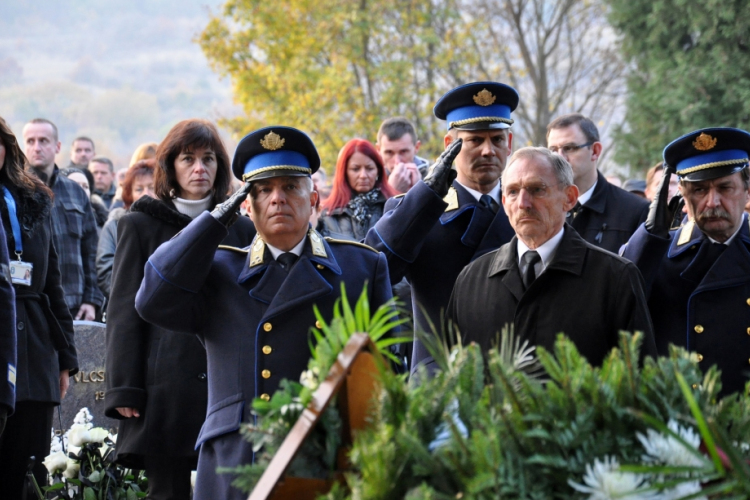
left=473, top=89, right=496, bottom=107
left=692, top=133, right=717, bottom=151
left=260, top=131, right=285, bottom=151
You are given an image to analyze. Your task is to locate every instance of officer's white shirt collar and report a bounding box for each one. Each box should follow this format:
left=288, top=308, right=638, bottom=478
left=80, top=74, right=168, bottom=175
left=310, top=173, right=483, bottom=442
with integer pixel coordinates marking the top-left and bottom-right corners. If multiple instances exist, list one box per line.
left=267, top=235, right=306, bottom=260
left=707, top=213, right=746, bottom=245
left=517, top=225, right=565, bottom=277
left=577, top=178, right=597, bottom=206
left=456, top=180, right=502, bottom=205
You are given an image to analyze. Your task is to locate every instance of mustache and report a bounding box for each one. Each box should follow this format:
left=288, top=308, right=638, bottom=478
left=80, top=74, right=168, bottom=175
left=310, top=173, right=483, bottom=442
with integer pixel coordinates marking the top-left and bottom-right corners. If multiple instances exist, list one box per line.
left=515, top=208, right=539, bottom=219
left=698, top=208, right=731, bottom=221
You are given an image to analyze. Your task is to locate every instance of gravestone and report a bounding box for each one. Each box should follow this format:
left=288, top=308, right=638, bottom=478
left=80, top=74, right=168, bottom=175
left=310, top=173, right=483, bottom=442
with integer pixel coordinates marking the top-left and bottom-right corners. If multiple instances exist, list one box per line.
left=53, top=321, right=119, bottom=435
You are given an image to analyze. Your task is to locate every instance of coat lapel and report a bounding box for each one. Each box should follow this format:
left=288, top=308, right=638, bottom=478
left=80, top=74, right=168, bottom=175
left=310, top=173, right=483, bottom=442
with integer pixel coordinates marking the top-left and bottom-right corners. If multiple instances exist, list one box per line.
left=695, top=216, right=750, bottom=291
left=488, top=237, right=524, bottom=302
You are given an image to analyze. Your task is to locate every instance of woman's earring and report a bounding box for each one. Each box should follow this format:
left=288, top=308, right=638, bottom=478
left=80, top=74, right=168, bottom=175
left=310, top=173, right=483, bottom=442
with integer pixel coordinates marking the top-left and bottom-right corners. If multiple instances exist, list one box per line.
left=169, top=188, right=176, bottom=199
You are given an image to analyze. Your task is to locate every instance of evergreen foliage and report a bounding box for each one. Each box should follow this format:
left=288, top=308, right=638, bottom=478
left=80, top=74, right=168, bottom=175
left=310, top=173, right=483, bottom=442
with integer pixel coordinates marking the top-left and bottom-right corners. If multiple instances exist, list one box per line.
left=605, top=0, right=750, bottom=172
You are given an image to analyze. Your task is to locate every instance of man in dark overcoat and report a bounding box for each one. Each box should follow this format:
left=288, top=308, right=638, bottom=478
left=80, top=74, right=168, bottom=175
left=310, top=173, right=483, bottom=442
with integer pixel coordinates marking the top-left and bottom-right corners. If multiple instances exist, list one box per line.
left=448, top=147, right=656, bottom=365
left=365, top=82, right=517, bottom=373
left=135, top=127, right=394, bottom=500
left=622, top=127, right=750, bottom=396
left=546, top=114, right=649, bottom=253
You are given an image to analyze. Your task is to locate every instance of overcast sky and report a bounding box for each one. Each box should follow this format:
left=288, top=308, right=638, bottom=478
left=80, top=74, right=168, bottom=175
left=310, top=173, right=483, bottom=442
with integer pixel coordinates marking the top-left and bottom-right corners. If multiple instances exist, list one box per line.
left=0, top=0, right=239, bottom=168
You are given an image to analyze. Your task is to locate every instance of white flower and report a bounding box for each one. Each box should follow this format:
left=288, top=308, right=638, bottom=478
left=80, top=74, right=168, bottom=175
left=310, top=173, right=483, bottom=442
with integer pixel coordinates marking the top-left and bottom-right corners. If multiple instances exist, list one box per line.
left=108, top=432, right=117, bottom=443
left=568, top=456, right=654, bottom=500
left=43, top=451, right=68, bottom=474
left=63, top=458, right=80, bottom=479
left=73, top=408, right=94, bottom=428
left=67, top=424, right=92, bottom=447
left=637, top=419, right=705, bottom=468
left=67, top=444, right=81, bottom=457
left=656, top=481, right=706, bottom=500
left=300, top=369, right=318, bottom=390
left=88, top=427, right=109, bottom=443
left=280, top=402, right=304, bottom=416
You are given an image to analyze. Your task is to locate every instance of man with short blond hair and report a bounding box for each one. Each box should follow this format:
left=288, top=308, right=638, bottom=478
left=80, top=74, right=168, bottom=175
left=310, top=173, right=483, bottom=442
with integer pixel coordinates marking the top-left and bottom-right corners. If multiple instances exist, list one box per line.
left=23, top=118, right=102, bottom=320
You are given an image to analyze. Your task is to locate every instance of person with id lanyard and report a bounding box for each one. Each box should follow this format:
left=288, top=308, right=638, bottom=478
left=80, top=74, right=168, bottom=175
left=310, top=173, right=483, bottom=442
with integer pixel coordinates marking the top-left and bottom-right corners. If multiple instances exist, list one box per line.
left=0, top=116, right=78, bottom=498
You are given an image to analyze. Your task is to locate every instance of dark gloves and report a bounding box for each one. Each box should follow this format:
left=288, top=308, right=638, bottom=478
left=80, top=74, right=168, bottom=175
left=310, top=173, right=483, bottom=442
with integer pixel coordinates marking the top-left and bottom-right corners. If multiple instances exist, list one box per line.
left=424, top=138, right=462, bottom=198
left=645, top=164, right=679, bottom=238
left=211, top=181, right=253, bottom=227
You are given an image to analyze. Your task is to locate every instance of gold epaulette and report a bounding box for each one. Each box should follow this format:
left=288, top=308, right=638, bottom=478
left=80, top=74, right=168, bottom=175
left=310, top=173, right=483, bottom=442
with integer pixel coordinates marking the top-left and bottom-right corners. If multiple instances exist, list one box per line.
left=323, top=237, right=379, bottom=254
left=443, top=187, right=459, bottom=211
left=217, top=245, right=249, bottom=254
left=393, top=193, right=407, bottom=199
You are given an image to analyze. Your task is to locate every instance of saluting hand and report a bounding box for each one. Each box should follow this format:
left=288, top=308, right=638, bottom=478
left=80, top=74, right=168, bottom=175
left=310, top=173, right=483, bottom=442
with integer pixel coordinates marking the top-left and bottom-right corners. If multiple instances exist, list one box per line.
left=645, top=164, right=677, bottom=238
left=424, top=138, right=462, bottom=198
left=211, top=181, right=253, bottom=227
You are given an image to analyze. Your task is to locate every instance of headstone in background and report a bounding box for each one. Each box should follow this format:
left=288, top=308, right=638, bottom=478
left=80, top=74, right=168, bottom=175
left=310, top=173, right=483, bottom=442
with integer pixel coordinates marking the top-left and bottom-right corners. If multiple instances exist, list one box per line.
left=54, top=321, right=119, bottom=435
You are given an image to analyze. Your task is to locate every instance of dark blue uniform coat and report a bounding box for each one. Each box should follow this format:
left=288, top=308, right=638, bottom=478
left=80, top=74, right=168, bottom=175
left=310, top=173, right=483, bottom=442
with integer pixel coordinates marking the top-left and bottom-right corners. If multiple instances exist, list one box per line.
left=621, top=216, right=750, bottom=396
left=365, top=180, right=514, bottom=371
left=135, top=212, right=393, bottom=500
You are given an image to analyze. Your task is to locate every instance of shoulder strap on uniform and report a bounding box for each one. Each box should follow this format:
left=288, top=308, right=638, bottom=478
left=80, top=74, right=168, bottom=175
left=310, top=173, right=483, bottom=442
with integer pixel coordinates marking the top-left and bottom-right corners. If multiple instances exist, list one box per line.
left=323, top=237, right=379, bottom=254
left=217, top=244, right=249, bottom=254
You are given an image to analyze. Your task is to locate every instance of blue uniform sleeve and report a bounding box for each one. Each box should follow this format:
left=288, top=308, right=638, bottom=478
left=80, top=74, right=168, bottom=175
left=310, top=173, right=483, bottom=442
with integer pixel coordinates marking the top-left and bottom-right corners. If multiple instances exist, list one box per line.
left=135, top=212, right=228, bottom=334
left=620, top=223, right=671, bottom=295
left=364, top=181, right=447, bottom=285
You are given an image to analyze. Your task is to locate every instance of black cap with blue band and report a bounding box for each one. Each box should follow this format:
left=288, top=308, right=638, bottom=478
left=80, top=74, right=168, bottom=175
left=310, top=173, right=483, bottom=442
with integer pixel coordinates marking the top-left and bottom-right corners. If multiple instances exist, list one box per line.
left=664, top=127, right=750, bottom=182
left=232, top=126, right=320, bottom=182
left=433, top=81, right=519, bottom=131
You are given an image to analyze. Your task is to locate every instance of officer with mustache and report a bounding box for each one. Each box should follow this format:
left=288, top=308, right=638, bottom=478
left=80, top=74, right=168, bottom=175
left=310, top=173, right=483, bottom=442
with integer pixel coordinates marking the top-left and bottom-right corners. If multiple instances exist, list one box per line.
left=622, top=127, right=750, bottom=396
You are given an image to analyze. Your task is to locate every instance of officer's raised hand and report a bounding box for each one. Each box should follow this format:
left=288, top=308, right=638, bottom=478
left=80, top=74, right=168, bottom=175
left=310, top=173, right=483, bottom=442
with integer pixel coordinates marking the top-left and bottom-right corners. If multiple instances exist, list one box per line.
left=645, top=163, right=677, bottom=238
left=424, top=138, right=462, bottom=198
left=211, top=181, right=253, bottom=227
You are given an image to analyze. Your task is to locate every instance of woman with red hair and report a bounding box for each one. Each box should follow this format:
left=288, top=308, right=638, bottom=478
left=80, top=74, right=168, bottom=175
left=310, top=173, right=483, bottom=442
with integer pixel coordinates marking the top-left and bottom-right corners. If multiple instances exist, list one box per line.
left=320, top=138, right=399, bottom=240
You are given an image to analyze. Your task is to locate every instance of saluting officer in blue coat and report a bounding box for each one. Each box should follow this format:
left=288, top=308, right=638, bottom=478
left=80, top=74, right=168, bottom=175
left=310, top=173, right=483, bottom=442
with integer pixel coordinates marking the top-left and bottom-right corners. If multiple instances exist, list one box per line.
left=135, top=126, right=394, bottom=500
left=622, top=127, right=750, bottom=396
left=365, top=82, right=517, bottom=372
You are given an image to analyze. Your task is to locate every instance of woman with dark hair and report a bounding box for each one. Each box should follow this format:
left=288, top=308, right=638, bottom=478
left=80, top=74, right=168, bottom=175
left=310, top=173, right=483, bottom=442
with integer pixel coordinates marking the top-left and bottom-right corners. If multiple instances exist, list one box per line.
left=95, top=159, right=155, bottom=301
left=104, top=119, right=255, bottom=499
left=0, top=116, right=78, bottom=496
left=319, top=138, right=399, bottom=240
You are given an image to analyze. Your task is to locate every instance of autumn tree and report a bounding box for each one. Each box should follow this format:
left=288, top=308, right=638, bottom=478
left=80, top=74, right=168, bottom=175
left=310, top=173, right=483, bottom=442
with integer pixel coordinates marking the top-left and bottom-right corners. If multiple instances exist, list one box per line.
left=606, top=0, right=750, bottom=172
left=200, top=0, right=626, bottom=170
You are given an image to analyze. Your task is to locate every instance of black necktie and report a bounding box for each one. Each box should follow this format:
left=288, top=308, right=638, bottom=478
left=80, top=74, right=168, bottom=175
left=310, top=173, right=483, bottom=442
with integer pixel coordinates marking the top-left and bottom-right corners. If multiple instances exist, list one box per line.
left=522, top=250, right=541, bottom=290
left=480, top=194, right=498, bottom=214
left=277, top=252, right=297, bottom=272
left=568, top=201, right=582, bottom=220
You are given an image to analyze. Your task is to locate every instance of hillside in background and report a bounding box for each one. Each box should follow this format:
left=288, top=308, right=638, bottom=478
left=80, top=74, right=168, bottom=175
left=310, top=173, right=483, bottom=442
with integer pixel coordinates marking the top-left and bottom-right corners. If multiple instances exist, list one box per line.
left=0, top=0, right=239, bottom=169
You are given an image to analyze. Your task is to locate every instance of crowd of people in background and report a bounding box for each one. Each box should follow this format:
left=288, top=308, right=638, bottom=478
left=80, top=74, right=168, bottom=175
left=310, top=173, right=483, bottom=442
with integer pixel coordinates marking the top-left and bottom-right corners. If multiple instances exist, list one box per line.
left=2, top=77, right=750, bottom=499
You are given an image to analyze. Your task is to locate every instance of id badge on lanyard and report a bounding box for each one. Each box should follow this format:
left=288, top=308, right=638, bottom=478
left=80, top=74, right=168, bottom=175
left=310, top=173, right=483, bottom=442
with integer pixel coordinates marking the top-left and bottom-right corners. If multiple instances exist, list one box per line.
left=3, top=186, right=32, bottom=286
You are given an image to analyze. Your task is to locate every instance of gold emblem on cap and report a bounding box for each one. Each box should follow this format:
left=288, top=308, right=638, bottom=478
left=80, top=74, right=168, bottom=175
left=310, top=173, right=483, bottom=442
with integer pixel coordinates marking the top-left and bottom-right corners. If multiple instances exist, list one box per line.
left=260, top=131, right=285, bottom=151
left=692, top=132, right=717, bottom=151
left=473, top=89, right=496, bottom=107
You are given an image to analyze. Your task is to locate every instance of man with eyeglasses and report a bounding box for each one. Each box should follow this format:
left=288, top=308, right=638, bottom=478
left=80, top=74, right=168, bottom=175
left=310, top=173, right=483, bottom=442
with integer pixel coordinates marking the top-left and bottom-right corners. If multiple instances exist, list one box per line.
left=547, top=113, right=648, bottom=253
left=448, top=147, right=656, bottom=365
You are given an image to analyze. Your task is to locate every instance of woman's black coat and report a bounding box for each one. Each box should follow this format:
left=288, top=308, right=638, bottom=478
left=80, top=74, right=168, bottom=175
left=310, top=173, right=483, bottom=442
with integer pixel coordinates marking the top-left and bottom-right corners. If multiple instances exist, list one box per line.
left=0, top=184, right=77, bottom=405
left=104, top=196, right=255, bottom=468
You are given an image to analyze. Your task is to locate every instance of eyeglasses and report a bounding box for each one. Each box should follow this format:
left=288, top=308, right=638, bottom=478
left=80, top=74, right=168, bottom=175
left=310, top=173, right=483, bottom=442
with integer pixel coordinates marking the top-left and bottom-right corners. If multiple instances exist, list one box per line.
left=504, top=182, right=560, bottom=200
left=549, top=142, right=594, bottom=155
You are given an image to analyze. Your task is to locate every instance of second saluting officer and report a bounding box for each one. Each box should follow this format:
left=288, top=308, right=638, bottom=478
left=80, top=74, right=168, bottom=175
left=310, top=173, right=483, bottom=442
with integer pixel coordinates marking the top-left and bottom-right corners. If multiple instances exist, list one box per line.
left=135, top=126, right=394, bottom=500
left=622, top=127, right=750, bottom=396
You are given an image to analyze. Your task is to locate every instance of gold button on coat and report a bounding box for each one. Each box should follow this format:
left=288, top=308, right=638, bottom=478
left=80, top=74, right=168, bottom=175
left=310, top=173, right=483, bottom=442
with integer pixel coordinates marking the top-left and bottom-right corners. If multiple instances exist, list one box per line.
left=263, top=322, right=272, bottom=332
left=260, top=393, right=270, bottom=401
left=262, top=345, right=272, bottom=355
left=697, top=353, right=704, bottom=362
left=747, top=298, right=750, bottom=306
left=692, top=383, right=698, bottom=389
left=315, top=320, right=322, bottom=329
left=746, top=328, right=750, bottom=335
left=316, top=264, right=324, bottom=269
left=694, top=325, right=704, bottom=334
left=261, top=369, right=271, bottom=379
